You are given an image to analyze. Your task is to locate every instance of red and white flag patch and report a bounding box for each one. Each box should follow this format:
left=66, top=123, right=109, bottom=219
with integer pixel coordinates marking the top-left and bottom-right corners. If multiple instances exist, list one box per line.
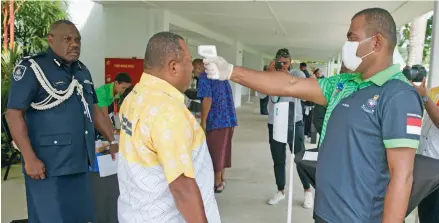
left=406, top=113, right=422, bottom=135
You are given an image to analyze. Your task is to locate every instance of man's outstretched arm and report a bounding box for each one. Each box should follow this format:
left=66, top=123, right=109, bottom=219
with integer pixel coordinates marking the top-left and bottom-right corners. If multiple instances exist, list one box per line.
left=204, top=58, right=328, bottom=106
left=231, top=66, right=327, bottom=106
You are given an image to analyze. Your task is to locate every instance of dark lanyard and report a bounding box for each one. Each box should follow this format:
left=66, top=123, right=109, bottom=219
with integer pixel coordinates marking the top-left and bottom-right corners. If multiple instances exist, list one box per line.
left=270, top=96, right=281, bottom=104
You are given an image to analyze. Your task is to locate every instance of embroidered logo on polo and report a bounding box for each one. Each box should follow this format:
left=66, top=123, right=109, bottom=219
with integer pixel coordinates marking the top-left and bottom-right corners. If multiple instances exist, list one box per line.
left=361, top=95, right=379, bottom=114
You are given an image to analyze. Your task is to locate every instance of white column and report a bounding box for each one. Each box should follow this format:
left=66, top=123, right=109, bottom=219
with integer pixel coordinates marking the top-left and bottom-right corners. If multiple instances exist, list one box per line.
left=407, top=15, right=428, bottom=66
left=147, top=8, right=170, bottom=40
left=327, top=60, right=333, bottom=77
left=330, top=57, right=335, bottom=76
left=325, top=62, right=329, bottom=77
left=255, top=55, right=266, bottom=98
left=337, top=53, right=342, bottom=74
left=260, top=54, right=266, bottom=70
left=75, top=2, right=105, bottom=86
left=231, top=41, right=244, bottom=108
left=428, top=1, right=439, bottom=88
left=104, top=7, right=169, bottom=59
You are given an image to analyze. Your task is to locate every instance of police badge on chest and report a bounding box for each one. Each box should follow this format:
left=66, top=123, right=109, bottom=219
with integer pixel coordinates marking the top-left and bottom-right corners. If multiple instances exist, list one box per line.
left=13, top=65, right=27, bottom=81
left=361, top=95, right=379, bottom=114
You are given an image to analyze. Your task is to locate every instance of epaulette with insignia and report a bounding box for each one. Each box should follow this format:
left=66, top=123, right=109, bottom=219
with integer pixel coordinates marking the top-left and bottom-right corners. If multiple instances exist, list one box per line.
left=21, top=52, right=46, bottom=61
left=78, top=60, right=88, bottom=70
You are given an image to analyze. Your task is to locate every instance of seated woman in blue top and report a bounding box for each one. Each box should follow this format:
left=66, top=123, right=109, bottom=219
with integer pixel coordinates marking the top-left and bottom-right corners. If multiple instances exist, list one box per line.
left=197, top=69, right=238, bottom=193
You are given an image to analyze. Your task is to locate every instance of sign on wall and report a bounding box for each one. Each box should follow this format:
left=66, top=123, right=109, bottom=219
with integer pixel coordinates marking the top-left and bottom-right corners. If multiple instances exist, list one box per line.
left=105, top=58, right=144, bottom=85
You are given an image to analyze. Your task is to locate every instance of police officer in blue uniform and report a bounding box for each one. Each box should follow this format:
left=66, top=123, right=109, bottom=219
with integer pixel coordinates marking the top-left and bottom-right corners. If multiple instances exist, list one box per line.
left=5, top=20, right=118, bottom=222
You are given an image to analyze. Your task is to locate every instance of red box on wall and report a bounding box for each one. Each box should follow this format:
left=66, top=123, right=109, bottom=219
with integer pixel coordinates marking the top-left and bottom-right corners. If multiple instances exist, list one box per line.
left=105, top=58, right=144, bottom=85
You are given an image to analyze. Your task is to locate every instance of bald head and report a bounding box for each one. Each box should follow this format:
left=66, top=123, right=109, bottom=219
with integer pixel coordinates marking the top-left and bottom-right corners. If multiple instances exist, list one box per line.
left=144, top=32, right=185, bottom=70
left=143, top=32, right=193, bottom=93
left=352, top=8, right=397, bottom=51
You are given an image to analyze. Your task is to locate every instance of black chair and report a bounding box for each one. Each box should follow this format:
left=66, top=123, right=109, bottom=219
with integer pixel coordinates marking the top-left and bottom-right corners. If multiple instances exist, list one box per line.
left=1, top=112, right=21, bottom=181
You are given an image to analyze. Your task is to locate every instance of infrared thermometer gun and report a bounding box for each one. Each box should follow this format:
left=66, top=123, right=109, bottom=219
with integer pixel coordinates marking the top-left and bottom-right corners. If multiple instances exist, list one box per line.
left=198, top=45, right=217, bottom=58
left=198, top=45, right=220, bottom=79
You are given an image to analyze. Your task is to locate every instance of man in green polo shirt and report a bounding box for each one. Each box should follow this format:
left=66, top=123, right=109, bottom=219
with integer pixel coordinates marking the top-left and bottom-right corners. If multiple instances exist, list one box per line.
left=203, top=8, right=423, bottom=223
left=96, top=72, right=132, bottom=118
left=92, top=72, right=132, bottom=222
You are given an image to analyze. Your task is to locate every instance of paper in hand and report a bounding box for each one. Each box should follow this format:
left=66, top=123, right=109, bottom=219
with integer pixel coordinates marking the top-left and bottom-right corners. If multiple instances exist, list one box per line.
left=97, top=153, right=119, bottom=177
left=303, top=151, right=318, bottom=161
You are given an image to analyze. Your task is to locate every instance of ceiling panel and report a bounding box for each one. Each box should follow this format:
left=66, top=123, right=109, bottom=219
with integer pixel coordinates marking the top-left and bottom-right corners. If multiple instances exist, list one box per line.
left=140, top=1, right=434, bottom=61
left=254, top=44, right=339, bottom=61
left=268, top=1, right=405, bottom=24
left=180, top=13, right=274, bottom=30
left=150, top=1, right=270, bottom=16
left=392, top=1, right=434, bottom=26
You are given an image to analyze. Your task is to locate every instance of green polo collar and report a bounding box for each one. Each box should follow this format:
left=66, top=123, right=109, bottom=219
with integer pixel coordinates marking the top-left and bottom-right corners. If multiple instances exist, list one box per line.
left=108, top=82, right=121, bottom=99
left=108, top=82, right=115, bottom=99
left=350, top=64, right=401, bottom=86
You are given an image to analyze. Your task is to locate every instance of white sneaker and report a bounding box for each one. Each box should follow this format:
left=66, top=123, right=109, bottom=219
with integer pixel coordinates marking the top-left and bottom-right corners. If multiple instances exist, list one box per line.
left=268, top=191, right=285, bottom=205
left=303, top=191, right=314, bottom=209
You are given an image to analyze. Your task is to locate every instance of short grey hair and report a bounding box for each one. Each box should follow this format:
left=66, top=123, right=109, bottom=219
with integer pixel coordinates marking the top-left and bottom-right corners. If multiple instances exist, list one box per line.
left=49, top=20, right=76, bottom=35
left=144, top=32, right=185, bottom=69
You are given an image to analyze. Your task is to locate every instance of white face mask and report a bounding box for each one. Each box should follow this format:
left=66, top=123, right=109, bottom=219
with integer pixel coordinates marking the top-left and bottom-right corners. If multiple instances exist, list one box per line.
left=341, top=36, right=375, bottom=72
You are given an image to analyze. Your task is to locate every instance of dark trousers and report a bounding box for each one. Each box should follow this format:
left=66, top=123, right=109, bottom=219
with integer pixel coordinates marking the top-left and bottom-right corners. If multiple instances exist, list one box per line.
left=313, top=118, right=324, bottom=148
left=314, top=214, right=327, bottom=223
left=25, top=172, right=95, bottom=223
left=260, top=97, right=269, bottom=115
left=268, top=122, right=311, bottom=191
left=90, top=172, right=119, bottom=223
left=313, top=104, right=326, bottom=148
left=418, top=188, right=439, bottom=223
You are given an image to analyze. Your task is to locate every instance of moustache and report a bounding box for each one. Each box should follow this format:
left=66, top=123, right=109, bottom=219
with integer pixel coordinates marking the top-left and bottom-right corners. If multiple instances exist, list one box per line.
left=68, top=48, right=80, bottom=54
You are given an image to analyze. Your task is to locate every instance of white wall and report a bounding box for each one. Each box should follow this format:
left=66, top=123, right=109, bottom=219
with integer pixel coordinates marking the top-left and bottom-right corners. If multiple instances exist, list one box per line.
left=69, top=1, right=105, bottom=87
left=242, top=50, right=264, bottom=96
left=104, top=6, right=150, bottom=59
left=69, top=1, right=271, bottom=107
left=70, top=2, right=170, bottom=88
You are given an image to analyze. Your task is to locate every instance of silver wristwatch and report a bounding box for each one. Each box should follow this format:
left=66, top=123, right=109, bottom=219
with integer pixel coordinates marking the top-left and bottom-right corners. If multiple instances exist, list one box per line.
left=421, top=96, right=429, bottom=105
left=110, top=140, right=119, bottom=145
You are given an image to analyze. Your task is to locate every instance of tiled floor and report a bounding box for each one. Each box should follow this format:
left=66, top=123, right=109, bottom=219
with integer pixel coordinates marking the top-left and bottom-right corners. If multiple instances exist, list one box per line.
left=1, top=97, right=418, bottom=222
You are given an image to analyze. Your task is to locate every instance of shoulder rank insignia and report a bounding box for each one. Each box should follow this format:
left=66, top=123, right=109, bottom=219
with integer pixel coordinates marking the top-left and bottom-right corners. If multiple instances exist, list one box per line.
left=21, top=52, right=45, bottom=61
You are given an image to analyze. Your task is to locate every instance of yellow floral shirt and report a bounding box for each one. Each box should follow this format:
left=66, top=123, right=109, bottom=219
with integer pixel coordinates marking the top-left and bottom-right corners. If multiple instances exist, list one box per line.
left=430, top=86, right=439, bottom=105
left=117, top=73, right=220, bottom=223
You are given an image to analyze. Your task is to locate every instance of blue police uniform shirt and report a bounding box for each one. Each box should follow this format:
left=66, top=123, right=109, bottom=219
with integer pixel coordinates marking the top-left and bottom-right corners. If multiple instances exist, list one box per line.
left=7, top=48, right=98, bottom=177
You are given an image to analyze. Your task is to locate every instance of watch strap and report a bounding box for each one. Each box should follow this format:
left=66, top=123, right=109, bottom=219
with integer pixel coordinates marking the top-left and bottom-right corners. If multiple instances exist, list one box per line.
left=110, top=140, right=118, bottom=145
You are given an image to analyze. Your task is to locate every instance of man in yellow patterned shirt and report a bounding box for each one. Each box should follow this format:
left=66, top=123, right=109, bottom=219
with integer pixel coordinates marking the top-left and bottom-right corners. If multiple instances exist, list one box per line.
left=118, top=32, right=220, bottom=223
